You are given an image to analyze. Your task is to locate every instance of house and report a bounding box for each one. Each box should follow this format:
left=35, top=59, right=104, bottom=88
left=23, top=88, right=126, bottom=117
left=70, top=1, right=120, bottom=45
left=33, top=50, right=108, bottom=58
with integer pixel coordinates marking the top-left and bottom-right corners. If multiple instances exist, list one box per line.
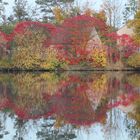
left=117, top=25, right=134, bottom=36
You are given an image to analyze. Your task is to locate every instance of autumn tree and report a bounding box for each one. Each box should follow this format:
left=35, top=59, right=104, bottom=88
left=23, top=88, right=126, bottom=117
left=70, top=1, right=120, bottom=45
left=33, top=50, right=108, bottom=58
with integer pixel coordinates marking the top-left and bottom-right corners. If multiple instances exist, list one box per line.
left=53, top=5, right=82, bottom=24
left=11, top=21, right=61, bottom=69
left=52, top=15, right=107, bottom=65
left=129, top=10, right=140, bottom=45
left=53, top=7, right=65, bottom=24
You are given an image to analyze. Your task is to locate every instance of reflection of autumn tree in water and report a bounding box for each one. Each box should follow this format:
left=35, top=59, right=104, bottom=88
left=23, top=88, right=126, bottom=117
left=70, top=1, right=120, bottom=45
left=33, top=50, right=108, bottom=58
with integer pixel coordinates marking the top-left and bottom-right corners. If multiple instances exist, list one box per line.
left=125, top=105, right=140, bottom=140
left=10, top=73, right=65, bottom=119
left=122, top=74, right=140, bottom=140
left=52, top=74, right=96, bottom=126
left=13, top=119, right=27, bottom=140
left=0, top=73, right=108, bottom=124
left=102, top=73, right=140, bottom=140
left=0, top=73, right=61, bottom=119
left=0, top=72, right=139, bottom=140
left=0, top=73, right=139, bottom=121
left=49, top=73, right=121, bottom=126
left=37, top=118, right=77, bottom=140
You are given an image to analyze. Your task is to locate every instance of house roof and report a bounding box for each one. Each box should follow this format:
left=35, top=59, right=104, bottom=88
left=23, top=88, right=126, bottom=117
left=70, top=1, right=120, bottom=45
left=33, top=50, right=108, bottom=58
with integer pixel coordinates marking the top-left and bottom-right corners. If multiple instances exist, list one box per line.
left=117, top=25, right=134, bottom=36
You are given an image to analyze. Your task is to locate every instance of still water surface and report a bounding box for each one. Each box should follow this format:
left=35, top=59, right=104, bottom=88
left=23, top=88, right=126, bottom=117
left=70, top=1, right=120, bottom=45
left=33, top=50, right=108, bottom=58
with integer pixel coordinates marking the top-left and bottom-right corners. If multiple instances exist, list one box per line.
left=0, top=72, right=140, bottom=140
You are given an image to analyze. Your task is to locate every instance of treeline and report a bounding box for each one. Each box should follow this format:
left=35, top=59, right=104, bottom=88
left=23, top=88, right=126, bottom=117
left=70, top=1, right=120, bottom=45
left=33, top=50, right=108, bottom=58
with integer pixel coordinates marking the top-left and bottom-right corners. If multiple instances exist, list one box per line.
left=0, top=0, right=140, bottom=70
left=0, top=0, right=138, bottom=28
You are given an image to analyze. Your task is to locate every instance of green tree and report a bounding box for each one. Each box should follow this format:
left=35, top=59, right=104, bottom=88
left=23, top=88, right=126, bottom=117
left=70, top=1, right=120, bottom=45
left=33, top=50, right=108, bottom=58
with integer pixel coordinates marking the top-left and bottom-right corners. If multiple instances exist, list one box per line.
left=123, top=0, right=138, bottom=23
left=35, top=0, right=74, bottom=22
left=0, top=0, right=8, bottom=23
left=13, top=0, right=29, bottom=22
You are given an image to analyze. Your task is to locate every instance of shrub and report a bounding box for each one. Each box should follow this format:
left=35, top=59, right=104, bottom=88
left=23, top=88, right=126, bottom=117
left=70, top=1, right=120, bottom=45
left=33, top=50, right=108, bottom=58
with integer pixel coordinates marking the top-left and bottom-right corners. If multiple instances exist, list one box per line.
left=126, top=53, right=140, bottom=68
left=90, top=48, right=107, bottom=67
left=40, top=47, right=67, bottom=69
left=11, top=22, right=63, bottom=69
left=127, top=74, right=140, bottom=87
left=0, top=24, right=14, bottom=34
left=11, top=41, right=63, bottom=70
left=0, top=58, right=11, bottom=69
left=11, top=28, right=47, bottom=69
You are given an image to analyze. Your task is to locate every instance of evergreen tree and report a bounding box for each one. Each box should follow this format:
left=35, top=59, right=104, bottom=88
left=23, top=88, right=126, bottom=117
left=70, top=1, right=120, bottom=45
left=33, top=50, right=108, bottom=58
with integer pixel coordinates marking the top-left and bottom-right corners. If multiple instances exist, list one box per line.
left=35, top=0, right=74, bottom=22
left=123, top=0, right=138, bottom=23
left=13, top=0, right=29, bottom=22
left=0, top=0, right=8, bottom=23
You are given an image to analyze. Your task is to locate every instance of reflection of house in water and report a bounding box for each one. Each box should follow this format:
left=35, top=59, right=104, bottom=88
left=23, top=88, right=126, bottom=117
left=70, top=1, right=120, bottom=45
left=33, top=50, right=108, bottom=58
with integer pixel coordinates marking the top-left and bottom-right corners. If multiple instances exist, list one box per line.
left=118, top=104, right=135, bottom=114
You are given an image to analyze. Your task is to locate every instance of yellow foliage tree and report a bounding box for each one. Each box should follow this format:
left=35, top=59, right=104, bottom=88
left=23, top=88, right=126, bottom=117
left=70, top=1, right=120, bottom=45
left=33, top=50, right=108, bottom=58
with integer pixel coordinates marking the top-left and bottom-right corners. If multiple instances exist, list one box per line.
left=90, top=48, right=107, bottom=67
left=11, top=29, right=62, bottom=70
left=53, top=7, right=65, bottom=24
left=127, top=53, right=140, bottom=68
left=129, top=10, right=140, bottom=45
left=84, top=8, right=94, bottom=17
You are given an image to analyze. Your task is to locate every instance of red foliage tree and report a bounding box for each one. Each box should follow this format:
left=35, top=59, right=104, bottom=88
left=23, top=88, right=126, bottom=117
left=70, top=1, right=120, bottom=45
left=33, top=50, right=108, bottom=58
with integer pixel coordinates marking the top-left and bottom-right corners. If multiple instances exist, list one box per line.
left=0, top=15, right=139, bottom=67
left=52, top=15, right=108, bottom=65
left=117, top=34, right=138, bottom=59
left=13, top=21, right=56, bottom=48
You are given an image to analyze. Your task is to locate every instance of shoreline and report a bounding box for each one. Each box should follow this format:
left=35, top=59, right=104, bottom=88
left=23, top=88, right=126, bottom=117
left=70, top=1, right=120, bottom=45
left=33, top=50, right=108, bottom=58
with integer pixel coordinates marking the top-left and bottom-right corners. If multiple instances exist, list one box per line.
left=0, top=68, right=140, bottom=73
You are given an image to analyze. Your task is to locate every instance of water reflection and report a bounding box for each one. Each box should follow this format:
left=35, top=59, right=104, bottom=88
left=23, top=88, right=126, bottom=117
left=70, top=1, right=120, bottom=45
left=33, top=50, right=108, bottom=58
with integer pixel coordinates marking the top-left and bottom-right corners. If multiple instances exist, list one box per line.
left=0, top=72, right=140, bottom=139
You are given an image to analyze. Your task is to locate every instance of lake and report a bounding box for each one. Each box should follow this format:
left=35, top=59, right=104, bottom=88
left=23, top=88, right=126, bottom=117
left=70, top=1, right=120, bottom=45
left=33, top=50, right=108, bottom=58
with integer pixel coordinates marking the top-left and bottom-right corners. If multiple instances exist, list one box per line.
left=0, top=72, right=140, bottom=140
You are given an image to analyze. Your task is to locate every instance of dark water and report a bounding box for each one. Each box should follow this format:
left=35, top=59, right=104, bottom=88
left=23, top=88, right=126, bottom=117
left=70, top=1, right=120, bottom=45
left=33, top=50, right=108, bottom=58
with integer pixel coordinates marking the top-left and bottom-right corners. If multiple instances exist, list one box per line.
left=0, top=72, right=140, bottom=140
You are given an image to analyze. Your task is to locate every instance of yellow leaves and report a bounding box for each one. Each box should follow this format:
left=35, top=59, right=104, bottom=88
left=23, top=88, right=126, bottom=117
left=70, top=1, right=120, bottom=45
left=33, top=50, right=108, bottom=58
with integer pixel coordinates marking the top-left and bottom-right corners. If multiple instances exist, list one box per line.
left=84, top=8, right=93, bottom=17
left=14, top=29, right=46, bottom=48
left=40, top=47, right=62, bottom=69
left=12, top=46, right=60, bottom=69
left=90, top=48, right=107, bottom=67
left=11, top=73, right=62, bottom=110
left=127, top=74, right=140, bottom=87
left=12, top=73, right=60, bottom=96
left=127, top=53, right=140, bottom=68
left=129, top=11, right=140, bottom=45
left=88, top=74, right=108, bottom=106
left=91, top=74, right=107, bottom=93
left=54, top=116, right=64, bottom=128
left=133, top=37, right=140, bottom=45
left=53, top=7, right=65, bottom=24
left=12, top=47, right=40, bottom=69
left=12, top=28, right=63, bottom=69
left=95, top=10, right=107, bottom=22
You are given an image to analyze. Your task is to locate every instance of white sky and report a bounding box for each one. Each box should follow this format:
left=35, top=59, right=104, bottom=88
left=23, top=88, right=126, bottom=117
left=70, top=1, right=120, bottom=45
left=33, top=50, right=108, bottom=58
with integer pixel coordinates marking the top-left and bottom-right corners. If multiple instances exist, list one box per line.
left=4, top=0, right=103, bottom=16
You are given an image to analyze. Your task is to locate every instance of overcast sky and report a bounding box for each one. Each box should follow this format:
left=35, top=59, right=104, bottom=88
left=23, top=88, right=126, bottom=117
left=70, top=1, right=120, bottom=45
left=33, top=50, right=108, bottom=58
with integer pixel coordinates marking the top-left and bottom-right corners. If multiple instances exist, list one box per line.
left=4, top=0, right=103, bottom=16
